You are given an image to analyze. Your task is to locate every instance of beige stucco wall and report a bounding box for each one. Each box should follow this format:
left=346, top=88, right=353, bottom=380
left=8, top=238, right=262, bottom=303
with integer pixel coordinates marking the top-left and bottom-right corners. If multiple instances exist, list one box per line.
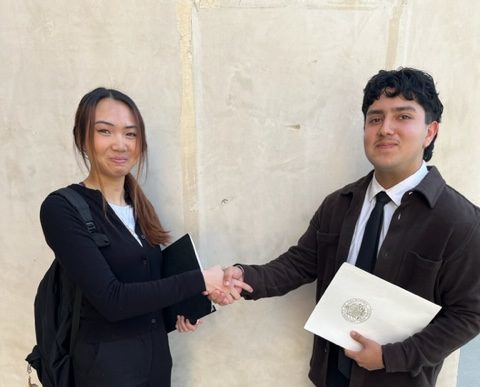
left=1, top=0, right=478, bottom=386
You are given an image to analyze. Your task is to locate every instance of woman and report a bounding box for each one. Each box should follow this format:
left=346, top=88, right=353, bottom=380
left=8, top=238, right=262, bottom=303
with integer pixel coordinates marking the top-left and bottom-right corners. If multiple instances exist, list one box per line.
left=40, top=87, right=245, bottom=386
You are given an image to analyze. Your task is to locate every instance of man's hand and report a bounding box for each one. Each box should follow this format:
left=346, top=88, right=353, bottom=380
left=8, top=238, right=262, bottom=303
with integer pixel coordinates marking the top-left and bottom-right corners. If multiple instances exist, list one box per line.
left=206, top=265, right=253, bottom=305
left=344, top=331, right=385, bottom=371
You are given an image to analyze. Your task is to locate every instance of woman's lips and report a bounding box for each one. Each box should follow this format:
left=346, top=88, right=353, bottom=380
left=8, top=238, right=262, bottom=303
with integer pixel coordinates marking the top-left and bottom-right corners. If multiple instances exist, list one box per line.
left=110, top=157, right=128, bottom=164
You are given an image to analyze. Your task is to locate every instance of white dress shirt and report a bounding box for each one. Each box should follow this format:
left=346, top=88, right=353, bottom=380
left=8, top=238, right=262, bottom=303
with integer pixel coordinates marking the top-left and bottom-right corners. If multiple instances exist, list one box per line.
left=346, top=162, right=429, bottom=265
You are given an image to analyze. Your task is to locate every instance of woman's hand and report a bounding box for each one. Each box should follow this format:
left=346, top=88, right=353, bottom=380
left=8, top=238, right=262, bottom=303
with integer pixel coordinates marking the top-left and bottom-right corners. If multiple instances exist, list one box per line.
left=175, top=315, right=202, bottom=333
left=202, top=265, right=226, bottom=293
left=202, top=265, right=253, bottom=303
left=208, top=265, right=253, bottom=305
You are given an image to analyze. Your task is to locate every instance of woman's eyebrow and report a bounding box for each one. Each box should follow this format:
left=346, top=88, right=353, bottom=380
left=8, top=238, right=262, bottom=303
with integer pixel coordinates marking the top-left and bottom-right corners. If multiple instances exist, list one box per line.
left=95, top=120, right=114, bottom=126
left=95, top=120, right=137, bottom=129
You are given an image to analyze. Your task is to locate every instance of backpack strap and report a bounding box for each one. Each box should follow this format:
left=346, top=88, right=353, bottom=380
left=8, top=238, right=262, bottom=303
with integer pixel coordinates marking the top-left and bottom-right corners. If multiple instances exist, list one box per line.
left=55, top=187, right=96, bottom=232
left=54, top=187, right=110, bottom=248
left=53, top=187, right=111, bottom=353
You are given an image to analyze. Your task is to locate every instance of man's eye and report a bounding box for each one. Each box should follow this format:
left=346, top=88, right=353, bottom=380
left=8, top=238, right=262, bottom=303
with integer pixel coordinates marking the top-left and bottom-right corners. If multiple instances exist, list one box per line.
left=399, top=114, right=411, bottom=120
left=369, top=118, right=381, bottom=124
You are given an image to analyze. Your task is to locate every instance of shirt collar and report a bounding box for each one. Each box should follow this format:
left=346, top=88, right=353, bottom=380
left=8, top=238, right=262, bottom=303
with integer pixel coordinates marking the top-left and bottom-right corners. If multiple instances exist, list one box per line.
left=366, top=162, right=429, bottom=207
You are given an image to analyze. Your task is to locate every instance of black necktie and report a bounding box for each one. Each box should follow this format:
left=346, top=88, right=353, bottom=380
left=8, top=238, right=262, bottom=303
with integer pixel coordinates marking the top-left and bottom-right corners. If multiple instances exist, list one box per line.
left=337, top=191, right=391, bottom=380
left=356, top=191, right=391, bottom=273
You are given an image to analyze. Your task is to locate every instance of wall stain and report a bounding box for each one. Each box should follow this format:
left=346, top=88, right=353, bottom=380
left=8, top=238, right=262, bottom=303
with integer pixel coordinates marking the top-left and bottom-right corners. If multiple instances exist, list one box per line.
left=176, top=0, right=200, bottom=240
left=385, top=0, right=407, bottom=69
left=195, top=0, right=380, bottom=10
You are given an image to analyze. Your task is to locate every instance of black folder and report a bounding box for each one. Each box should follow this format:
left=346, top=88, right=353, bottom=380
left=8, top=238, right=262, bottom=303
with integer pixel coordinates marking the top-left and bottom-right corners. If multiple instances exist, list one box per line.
left=161, top=234, right=216, bottom=332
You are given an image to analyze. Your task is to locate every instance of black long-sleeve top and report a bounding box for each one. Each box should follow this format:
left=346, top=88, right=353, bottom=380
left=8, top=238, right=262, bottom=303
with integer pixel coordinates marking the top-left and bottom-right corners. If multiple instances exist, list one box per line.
left=40, top=184, right=205, bottom=341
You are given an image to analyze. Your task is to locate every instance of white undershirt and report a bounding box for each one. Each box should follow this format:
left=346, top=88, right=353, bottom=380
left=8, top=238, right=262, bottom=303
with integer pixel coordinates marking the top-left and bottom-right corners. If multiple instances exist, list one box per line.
left=108, top=202, right=143, bottom=245
left=346, top=162, right=429, bottom=265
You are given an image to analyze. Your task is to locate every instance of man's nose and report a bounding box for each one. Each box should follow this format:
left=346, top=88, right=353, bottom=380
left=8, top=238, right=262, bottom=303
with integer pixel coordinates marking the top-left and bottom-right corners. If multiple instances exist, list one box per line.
left=379, top=116, right=395, bottom=135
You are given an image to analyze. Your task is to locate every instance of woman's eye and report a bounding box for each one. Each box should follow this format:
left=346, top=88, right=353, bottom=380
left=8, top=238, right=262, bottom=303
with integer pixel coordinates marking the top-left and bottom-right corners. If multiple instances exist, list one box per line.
left=126, top=132, right=137, bottom=138
left=97, top=128, right=110, bottom=135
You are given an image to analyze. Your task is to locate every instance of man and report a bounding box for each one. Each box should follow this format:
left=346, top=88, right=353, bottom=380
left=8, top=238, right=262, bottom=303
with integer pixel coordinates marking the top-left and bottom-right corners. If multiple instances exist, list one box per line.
left=214, top=68, right=480, bottom=387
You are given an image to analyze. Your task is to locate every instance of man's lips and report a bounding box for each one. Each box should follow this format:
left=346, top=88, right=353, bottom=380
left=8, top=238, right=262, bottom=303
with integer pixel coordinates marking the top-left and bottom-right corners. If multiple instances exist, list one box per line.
left=375, top=141, right=398, bottom=149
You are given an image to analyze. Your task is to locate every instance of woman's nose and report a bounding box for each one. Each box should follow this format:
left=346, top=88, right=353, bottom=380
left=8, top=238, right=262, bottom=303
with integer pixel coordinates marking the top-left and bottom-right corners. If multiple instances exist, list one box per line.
left=111, top=134, right=128, bottom=151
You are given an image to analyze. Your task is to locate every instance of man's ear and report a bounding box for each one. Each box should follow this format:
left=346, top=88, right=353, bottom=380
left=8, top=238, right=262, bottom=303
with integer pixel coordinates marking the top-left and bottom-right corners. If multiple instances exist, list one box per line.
left=424, top=121, right=439, bottom=148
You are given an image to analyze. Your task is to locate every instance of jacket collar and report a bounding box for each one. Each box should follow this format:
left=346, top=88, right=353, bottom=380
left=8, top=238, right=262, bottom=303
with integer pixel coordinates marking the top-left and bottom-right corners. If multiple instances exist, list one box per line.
left=411, top=166, right=446, bottom=209
left=338, top=166, right=446, bottom=209
left=339, top=170, right=374, bottom=198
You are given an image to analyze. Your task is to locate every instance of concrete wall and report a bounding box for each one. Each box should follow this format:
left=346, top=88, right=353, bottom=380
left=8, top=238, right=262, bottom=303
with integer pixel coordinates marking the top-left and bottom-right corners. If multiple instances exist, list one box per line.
left=1, top=0, right=478, bottom=386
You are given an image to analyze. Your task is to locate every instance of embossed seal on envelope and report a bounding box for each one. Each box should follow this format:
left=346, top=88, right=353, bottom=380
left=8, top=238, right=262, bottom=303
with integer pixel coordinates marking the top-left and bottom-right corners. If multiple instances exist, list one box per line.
left=341, top=298, right=372, bottom=323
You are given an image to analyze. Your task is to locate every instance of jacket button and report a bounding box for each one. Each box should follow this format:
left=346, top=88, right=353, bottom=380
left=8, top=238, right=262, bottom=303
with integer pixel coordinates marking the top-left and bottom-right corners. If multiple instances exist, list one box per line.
left=151, top=318, right=157, bottom=324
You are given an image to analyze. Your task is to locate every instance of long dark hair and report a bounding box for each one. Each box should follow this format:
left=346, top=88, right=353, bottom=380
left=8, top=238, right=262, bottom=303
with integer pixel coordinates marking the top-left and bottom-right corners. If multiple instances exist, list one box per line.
left=73, top=87, right=170, bottom=245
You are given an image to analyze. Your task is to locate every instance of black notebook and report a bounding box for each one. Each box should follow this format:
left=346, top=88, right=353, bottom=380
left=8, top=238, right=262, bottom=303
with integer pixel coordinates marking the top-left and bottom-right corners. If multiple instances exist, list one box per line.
left=161, top=234, right=216, bottom=332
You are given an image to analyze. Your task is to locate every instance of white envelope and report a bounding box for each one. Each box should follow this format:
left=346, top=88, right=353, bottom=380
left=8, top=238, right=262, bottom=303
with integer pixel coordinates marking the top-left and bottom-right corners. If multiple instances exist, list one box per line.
left=304, top=263, right=441, bottom=351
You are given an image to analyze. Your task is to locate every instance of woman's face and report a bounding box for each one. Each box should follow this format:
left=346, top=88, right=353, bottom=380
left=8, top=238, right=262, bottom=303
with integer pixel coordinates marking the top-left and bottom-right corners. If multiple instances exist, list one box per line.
left=88, top=98, right=140, bottom=181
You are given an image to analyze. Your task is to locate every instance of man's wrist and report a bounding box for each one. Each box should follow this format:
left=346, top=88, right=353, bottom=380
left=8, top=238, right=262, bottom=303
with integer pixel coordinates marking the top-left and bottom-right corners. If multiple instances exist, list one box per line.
left=233, top=263, right=245, bottom=274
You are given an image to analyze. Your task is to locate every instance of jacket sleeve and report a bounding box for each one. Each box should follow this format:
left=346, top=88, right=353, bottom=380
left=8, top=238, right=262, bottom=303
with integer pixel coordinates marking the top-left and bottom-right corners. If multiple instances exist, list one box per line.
left=382, top=221, right=480, bottom=376
left=241, top=208, right=322, bottom=299
left=40, top=193, right=206, bottom=322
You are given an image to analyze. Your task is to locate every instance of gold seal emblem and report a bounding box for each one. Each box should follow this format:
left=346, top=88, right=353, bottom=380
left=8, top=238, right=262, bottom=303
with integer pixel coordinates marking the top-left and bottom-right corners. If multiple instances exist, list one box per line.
left=341, top=298, right=372, bottom=323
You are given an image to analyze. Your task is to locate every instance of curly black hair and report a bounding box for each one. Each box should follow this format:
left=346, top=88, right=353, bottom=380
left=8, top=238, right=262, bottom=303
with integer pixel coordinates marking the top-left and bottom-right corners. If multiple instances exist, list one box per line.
left=362, top=68, right=444, bottom=161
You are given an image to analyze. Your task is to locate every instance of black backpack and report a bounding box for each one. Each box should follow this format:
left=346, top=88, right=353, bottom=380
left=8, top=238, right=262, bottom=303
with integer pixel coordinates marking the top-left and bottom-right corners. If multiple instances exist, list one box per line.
left=26, top=187, right=110, bottom=387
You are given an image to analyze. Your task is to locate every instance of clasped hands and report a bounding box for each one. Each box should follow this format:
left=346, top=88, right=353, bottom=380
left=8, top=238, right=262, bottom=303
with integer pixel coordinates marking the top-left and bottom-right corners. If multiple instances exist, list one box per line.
left=202, top=265, right=252, bottom=305
left=176, top=265, right=252, bottom=333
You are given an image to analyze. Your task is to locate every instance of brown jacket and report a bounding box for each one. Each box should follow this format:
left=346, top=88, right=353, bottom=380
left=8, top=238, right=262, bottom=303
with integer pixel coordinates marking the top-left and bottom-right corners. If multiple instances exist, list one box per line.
left=242, top=167, right=480, bottom=387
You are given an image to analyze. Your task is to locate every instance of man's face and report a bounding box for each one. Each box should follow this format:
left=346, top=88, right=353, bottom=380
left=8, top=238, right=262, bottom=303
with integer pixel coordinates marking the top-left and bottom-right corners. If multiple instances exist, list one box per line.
left=363, top=93, right=438, bottom=188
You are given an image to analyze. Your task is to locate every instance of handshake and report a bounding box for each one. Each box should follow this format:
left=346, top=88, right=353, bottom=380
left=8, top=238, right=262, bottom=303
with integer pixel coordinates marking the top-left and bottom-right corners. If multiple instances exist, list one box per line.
left=202, top=265, right=253, bottom=305
left=176, top=265, right=253, bottom=332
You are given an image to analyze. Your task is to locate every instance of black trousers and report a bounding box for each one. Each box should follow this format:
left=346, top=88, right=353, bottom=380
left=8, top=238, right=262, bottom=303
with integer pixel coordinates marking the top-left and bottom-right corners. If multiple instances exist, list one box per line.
left=73, top=328, right=172, bottom=387
left=326, top=345, right=350, bottom=387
